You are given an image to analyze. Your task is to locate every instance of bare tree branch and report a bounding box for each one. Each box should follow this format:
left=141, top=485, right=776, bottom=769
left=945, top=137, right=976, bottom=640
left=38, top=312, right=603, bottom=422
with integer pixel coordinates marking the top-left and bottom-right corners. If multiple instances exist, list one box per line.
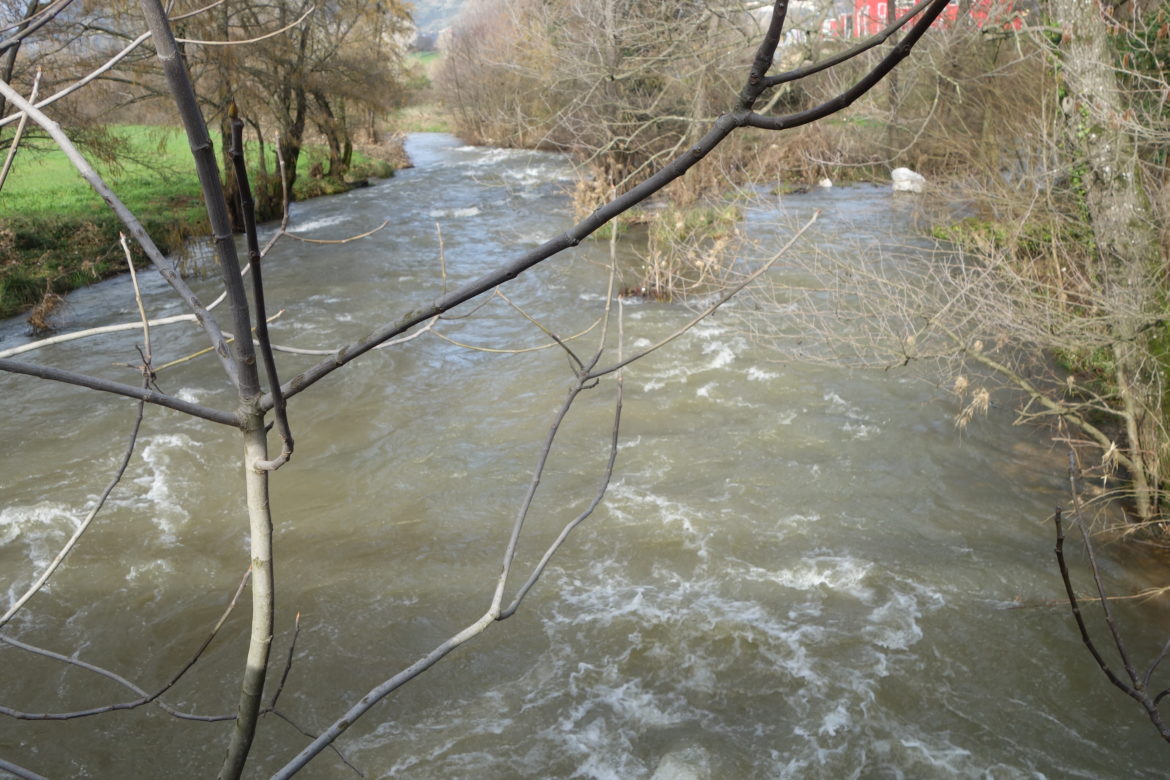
left=760, top=0, right=939, bottom=89
left=0, top=756, right=49, bottom=780
left=0, top=395, right=144, bottom=628
left=0, top=357, right=238, bottom=425
left=230, top=107, right=292, bottom=470
left=260, top=1, right=945, bottom=411
left=0, top=34, right=151, bottom=130
left=0, top=67, right=37, bottom=189
left=0, top=77, right=240, bottom=385
left=175, top=6, right=313, bottom=46
left=1054, top=451, right=1170, bottom=742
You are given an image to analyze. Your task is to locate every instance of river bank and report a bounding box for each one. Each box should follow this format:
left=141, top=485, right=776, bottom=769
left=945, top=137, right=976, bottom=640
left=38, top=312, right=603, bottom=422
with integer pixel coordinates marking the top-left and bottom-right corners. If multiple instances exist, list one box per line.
left=0, top=124, right=406, bottom=326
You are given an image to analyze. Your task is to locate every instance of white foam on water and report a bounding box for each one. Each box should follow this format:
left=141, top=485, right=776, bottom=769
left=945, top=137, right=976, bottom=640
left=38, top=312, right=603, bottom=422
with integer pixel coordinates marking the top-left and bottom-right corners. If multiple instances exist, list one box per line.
left=125, top=433, right=200, bottom=543
left=741, top=556, right=874, bottom=600
left=700, top=340, right=736, bottom=370
left=604, top=485, right=711, bottom=560
left=617, top=435, right=642, bottom=451
left=897, top=736, right=974, bottom=773
left=428, top=206, right=481, bottom=219
left=864, top=582, right=945, bottom=652
left=174, top=387, right=206, bottom=404
left=775, top=409, right=799, bottom=425
left=287, top=214, right=348, bottom=233
left=824, top=390, right=881, bottom=439
left=125, top=558, right=174, bottom=584
left=818, top=703, right=852, bottom=737
left=638, top=332, right=744, bottom=391
left=1, top=503, right=78, bottom=602
left=696, top=382, right=717, bottom=399
left=746, top=365, right=780, bottom=381
left=464, top=147, right=527, bottom=166
left=505, top=165, right=570, bottom=186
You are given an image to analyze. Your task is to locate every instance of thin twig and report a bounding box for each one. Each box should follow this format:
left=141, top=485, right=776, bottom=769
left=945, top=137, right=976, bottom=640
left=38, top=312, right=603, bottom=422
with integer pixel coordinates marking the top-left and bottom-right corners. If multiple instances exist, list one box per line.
left=0, top=68, right=38, bottom=191
left=1068, top=451, right=1143, bottom=688
left=121, top=233, right=153, bottom=367
left=175, top=6, right=313, bottom=45
left=494, top=289, right=583, bottom=370
left=266, top=612, right=301, bottom=711
left=500, top=309, right=624, bottom=618
left=0, top=34, right=150, bottom=130
left=587, top=213, right=819, bottom=380
left=266, top=709, right=365, bottom=777
left=1054, top=450, right=1170, bottom=742
left=0, top=401, right=145, bottom=628
left=430, top=316, right=601, bottom=356
left=0, top=357, right=238, bottom=426
left=283, top=219, right=390, bottom=245
left=0, top=567, right=248, bottom=721
left=0, top=77, right=240, bottom=387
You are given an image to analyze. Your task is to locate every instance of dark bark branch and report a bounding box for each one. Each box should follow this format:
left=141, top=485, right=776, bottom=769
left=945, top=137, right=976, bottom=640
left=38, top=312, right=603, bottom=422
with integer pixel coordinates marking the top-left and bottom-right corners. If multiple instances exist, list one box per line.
left=1066, top=452, right=1143, bottom=687
left=139, top=0, right=261, bottom=402
left=735, top=0, right=789, bottom=110
left=759, top=0, right=940, bottom=89
left=0, top=0, right=69, bottom=56
left=0, top=357, right=239, bottom=426
left=1052, top=507, right=1135, bottom=696
left=260, top=0, right=947, bottom=412
left=230, top=108, right=293, bottom=469
left=745, top=0, right=952, bottom=130
left=1054, top=450, right=1170, bottom=743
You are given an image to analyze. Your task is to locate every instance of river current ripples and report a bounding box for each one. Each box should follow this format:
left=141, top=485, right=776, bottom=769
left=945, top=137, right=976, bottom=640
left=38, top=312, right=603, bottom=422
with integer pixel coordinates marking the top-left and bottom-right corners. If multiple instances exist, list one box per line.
left=0, top=133, right=1167, bottom=778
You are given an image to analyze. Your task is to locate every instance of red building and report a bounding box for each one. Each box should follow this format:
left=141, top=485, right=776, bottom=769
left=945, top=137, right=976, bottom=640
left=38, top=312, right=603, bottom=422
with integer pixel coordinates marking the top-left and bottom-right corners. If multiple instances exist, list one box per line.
left=823, top=0, right=1022, bottom=38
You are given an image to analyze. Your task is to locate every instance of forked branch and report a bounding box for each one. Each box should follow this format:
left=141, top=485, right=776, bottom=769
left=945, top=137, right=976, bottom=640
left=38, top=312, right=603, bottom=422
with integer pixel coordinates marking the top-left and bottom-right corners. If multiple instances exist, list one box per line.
left=1053, top=452, right=1170, bottom=742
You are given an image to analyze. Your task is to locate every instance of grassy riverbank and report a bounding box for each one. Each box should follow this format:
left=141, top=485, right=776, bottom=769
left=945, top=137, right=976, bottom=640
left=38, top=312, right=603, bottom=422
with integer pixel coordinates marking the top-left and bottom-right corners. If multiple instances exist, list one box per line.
left=0, top=124, right=396, bottom=325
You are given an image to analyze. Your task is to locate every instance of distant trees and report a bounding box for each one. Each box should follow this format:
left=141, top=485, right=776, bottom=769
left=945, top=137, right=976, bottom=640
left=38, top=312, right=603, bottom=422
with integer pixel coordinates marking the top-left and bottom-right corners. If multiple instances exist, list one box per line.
left=437, top=0, right=776, bottom=203
left=0, top=0, right=413, bottom=223
left=177, top=0, right=413, bottom=221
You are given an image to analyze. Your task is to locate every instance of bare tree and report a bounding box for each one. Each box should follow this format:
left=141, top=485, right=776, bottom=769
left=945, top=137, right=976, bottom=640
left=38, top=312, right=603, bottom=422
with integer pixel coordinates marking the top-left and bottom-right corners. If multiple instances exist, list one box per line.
left=0, top=0, right=956, bottom=775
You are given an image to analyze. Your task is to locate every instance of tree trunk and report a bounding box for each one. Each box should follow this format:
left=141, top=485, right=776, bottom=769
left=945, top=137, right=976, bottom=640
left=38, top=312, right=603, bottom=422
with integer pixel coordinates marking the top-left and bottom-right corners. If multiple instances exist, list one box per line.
left=218, top=412, right=274, bottom=780
left=1051, top=0, right=1164, bottom=526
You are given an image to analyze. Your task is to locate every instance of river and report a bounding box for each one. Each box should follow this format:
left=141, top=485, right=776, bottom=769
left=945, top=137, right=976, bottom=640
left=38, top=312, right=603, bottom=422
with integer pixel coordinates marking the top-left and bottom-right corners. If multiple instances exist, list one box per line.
left=1, top=133, right=1167, bottom=778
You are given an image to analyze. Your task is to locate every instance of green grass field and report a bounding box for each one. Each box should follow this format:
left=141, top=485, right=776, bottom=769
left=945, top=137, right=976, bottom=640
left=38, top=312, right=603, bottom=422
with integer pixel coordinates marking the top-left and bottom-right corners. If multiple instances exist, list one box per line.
left=1, top=124, right=385, bottom=219
left=0, top=124, right=393, bottom=322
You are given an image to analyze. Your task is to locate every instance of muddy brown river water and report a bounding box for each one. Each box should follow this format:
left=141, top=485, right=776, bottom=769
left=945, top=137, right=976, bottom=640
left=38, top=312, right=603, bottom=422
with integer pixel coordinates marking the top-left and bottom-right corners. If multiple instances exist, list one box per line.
left=1, top=133, right=1167, bottom=778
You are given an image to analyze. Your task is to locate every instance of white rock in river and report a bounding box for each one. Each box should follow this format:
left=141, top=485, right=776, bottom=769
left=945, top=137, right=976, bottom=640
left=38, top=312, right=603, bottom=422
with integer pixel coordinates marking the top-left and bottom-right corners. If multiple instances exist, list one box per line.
left=891, top=167, right=926, bottom=193
left=817, top=177, right=833, bottom=189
